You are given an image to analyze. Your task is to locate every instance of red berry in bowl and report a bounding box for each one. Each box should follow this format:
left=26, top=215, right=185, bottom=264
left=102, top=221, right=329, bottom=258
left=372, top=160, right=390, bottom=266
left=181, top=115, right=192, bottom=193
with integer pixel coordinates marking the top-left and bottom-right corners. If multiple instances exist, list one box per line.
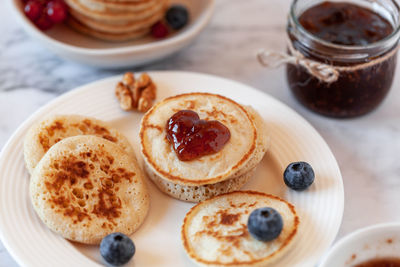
left=151, top=21, right=169, bottom=38
left=35, top=12, right=54, bottom=30
left=47, top=0, right=68, bottom=23
left=24, top=0, right=43, bottom=22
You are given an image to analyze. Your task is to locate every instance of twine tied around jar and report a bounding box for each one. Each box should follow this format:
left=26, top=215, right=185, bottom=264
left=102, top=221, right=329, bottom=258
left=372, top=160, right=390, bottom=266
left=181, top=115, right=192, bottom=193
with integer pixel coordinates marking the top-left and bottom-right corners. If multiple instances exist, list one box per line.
left=257, top=40, right=400, bottom=84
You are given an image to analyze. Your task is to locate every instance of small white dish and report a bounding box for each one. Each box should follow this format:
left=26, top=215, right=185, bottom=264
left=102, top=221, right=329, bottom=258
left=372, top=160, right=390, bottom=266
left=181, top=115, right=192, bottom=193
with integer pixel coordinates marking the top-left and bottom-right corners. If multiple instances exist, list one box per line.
left=10, top=0, right=214, bottom=68
left=319, top=223, right=400, bottom=267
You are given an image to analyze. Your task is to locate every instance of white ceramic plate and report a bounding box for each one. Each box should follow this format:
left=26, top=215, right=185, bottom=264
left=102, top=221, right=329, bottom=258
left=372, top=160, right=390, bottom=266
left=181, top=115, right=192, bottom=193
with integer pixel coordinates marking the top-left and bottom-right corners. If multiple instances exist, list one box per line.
left=0, top=71, right=344, bottom=267
left=320, top=223, right=400, bottom=267
left=10, top=0, right=214, bottom=68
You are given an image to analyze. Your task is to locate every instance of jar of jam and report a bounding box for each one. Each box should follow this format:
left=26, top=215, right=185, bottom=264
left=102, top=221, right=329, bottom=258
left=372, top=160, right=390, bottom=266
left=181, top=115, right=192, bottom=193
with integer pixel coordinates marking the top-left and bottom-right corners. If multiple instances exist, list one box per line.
left=286, top=0, right=400, bottom=117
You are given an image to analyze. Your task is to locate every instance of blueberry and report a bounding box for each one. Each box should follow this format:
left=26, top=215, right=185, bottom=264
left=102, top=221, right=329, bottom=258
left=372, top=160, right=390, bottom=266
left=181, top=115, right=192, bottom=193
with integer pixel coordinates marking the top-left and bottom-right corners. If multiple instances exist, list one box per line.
left=165, top=5, right=189, bottom=30
left=247, top=207, right=283, bottom=241
left=284, top=161, right=315, bottom=191
left=100, top=232, right=135, bottom=266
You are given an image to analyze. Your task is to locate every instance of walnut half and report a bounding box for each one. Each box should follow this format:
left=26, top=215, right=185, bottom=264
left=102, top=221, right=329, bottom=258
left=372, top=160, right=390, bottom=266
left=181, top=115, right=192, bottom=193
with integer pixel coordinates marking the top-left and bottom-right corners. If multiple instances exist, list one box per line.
left=115, top=72, right=157, bottom=112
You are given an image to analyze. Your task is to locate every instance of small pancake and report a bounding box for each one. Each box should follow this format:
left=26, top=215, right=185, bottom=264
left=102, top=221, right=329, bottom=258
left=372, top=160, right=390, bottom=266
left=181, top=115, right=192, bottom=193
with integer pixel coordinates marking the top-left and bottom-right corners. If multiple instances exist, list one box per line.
left=145, top=163, right=257, bottom=202
left=229, top=106, right=270, bottom=178
left=69, top=7, right=164, bottom=33
left=67, top=17, right=150, bottom=41
left=65, top=0, right=166, bottom=22
left=181, top=191, right=300, bottom=267
left=30, top=135, right=149, bottom=244
left=77, top=0, right=160, bottom=12
left=24, top=114, right=136, bottom=174
left=140, top=93, right=258, bottom=186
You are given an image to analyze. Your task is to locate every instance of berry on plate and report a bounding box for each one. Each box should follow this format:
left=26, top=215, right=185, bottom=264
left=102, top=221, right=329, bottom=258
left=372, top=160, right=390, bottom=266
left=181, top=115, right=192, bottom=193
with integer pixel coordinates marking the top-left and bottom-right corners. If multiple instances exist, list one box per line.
left=284, top=161, right=315, bottom=191
left=165, top=5, right=189, bottom=30
left=151, top=21, right=169, bottom=38
left=35, top=12, right=54, bottom=30
left=46, top=0, right=68, bottom=23
left=23, top=0, right=68, bottom=31
left=24, top=0, right=43, bottom=22
left=100, top=233, right=135, bottom=266
left=247, top=207, right=283, bottom=241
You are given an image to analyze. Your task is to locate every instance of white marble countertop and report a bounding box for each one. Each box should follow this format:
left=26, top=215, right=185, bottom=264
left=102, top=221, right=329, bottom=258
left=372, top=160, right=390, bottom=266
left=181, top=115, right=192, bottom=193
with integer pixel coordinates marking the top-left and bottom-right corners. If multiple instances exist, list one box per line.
left=1, top=0, right=400, bottom=266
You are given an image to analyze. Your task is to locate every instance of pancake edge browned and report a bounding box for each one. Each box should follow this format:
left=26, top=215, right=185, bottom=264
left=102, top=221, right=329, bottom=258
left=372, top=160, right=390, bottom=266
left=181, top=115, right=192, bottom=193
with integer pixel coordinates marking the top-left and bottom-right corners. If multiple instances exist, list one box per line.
left=67, top=17, right=150, bottom=41
left=181, top=191, right=300, bottom=267
left=139, top=92, right=258, bottom=186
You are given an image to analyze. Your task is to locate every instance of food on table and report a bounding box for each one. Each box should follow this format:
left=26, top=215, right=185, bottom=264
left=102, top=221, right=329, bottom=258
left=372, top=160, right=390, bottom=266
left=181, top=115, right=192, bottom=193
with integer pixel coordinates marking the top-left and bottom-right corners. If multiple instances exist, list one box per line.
left=181, top=191, right=299, bottom=266
left=100, top=232, right=136, bottom=266
left=65, top=0, right=167, bottom=41
left=286, top=1, right=398, bottom=117
left=22, top=0, right=191, bottom=40
left=63, top=0, right=187, bottom=41
left=140, top=93, right=269, bottom=202
left=29, top=135, right=149, bottom=244
left=165, top=5, right=189, bottom=30
left=115, top=72, right=156, bottom=112
left=24, top=114, right=136, bottom=174
left=283, top=161, right=315, bottom=191
left=247, top=207, right=283, bottom=242
left=23, top=0, right=68, bottom=30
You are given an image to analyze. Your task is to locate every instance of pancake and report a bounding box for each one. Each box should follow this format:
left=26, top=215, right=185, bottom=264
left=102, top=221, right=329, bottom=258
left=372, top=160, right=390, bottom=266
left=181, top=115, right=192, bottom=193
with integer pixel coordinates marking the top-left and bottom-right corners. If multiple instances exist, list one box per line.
left=67, top=17, right=150, bottom=41
left=140, top=93, right=259, bottom=186
left=145, top=164, right=257, bottom=202
left=181, top=191, right=300, bottom=267
left=229, top=106, right=270, bottom=179
left=24, top=114, right=136, bottom=174
left=65, top=0, right=166, bottom=22
left=77, top=0, right=161, bottom=12
left=69, top=7, right=164, bottom=33
left=30, top=135, right=149, bottom=244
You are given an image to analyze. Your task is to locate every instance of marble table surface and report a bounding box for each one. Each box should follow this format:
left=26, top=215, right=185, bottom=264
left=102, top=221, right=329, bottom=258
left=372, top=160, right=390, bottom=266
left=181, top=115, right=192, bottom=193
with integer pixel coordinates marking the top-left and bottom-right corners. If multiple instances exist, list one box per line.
left=1, top=0, right=400, bottom=266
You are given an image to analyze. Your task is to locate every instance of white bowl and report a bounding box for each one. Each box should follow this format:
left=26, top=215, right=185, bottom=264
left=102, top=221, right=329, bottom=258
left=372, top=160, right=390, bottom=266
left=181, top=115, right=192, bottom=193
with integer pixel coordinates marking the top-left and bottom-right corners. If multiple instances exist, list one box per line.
left=319, top=223, right=400, bottom=267
left=10, top=0, right=214, bottom=68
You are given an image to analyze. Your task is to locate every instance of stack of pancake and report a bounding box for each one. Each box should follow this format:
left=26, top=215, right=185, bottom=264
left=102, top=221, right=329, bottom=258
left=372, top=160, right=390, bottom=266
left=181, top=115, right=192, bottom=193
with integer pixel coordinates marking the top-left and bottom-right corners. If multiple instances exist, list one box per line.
left=140, top=93, right=270, bottom=202
left=64, top=0, right=168, bottom=41
left=25, top=115, right=149, bottom=244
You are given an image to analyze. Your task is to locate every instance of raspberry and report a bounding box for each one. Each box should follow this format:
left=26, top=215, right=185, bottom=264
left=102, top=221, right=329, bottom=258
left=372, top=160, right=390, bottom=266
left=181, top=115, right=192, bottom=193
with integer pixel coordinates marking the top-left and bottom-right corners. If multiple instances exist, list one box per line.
left=35, top=12, right=54, bottom=30
left=46, top=0, right=68, bottom=23
left=24, top=0, right=43, bottom=22
left=151, top=21, right=169, bottom=38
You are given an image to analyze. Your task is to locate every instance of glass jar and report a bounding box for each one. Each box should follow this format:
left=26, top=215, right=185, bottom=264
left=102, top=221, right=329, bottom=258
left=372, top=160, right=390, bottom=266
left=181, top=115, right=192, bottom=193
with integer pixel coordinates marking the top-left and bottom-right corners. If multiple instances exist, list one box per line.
left=286, top=0, right=400, bottom=118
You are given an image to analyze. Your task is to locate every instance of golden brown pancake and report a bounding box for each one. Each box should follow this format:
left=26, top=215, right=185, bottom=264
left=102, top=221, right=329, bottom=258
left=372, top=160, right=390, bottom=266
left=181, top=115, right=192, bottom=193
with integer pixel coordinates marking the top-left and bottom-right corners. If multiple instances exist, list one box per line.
left=67, top=17, right=150, bottom=41
left=30, top=135, right=149, bottom=244
left=140, top=93, right=259, bottom=186
left=181, top=191, right=299, bottom=266
left=24, top=114, right=136, bottom=175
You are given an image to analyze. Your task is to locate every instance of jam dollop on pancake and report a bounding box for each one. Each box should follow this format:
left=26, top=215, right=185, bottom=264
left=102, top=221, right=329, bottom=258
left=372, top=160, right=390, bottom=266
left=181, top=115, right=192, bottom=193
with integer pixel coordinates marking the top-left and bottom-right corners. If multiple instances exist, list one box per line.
left=166, top=110, right=231, bottom=161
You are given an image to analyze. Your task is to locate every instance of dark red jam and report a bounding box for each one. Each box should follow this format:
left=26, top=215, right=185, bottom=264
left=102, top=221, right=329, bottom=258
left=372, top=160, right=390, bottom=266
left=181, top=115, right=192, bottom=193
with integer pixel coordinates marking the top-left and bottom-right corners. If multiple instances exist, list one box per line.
left=286, top=1, right=397, bottom=117
left=166, top=110, right=231, bottom=161
left=299, top=2, right=393, bottom=46
left=353, top=258, right=400, bottom=267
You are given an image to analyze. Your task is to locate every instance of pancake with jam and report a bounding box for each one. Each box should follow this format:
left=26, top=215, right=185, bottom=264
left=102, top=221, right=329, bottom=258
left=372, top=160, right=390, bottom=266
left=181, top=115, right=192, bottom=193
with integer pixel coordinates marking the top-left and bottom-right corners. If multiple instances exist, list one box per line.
left=24, top=114, right=135, bottom=175
left=30, top=135, right=149, bottom=244
left=181, top=191, right=299, bottom=266
left=140, top=93, right=269, bottom=202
